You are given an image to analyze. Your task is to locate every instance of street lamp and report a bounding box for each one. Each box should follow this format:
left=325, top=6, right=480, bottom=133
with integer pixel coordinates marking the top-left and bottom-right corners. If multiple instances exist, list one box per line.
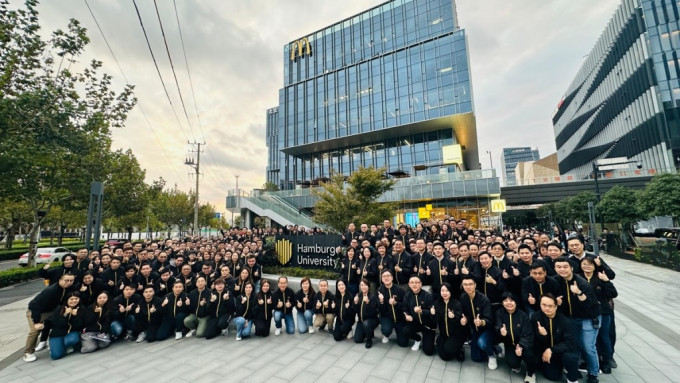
left=486, top=150, right=493, bottom=169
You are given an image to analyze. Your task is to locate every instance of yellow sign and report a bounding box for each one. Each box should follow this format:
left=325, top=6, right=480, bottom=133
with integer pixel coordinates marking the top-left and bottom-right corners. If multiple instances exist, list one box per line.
left=425, top=204, right=433, bottom=211
left=418, top=207, right=430, bottom=219
left=275, top=238, right=293, bottom=265
left=290, top=37, right=312, bottom=61
left=490, top=199, right=507, bottom=213
left=442, top=144, right=463, bottom=165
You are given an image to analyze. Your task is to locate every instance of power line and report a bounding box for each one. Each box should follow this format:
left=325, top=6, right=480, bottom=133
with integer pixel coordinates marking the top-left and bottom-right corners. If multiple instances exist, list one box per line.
left=83, top=0, right=189, bottom=190
left=152, top=0, right=196, bottom=142
left=131, top=0, right=191, bottom=142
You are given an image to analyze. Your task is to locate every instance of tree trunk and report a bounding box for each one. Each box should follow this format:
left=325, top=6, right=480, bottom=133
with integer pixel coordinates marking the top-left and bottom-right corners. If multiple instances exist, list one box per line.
left=126, top=227, right=133, bottom=241
left=57, top=221, right=65, bottom=246
left=49, top=227, right=54, bottom=246
left=4, top=220, right=17, bottom=249
left=27, top=219, right=41, bottom=268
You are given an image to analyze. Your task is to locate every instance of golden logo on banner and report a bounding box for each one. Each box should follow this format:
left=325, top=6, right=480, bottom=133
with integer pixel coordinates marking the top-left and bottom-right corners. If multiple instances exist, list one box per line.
left=290, top=37, right=312, bottom=61
left=490, top=199, right=507, bottom=213
left=275, top=238, right=293, bottom=265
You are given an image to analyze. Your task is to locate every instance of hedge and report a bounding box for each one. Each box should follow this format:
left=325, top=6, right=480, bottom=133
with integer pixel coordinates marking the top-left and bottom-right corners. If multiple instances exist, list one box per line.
left=263, top=266, right=338, bottom=280
left=0, top=263, right=61, bottom=288
left=0, top=242, right=104, bottom=261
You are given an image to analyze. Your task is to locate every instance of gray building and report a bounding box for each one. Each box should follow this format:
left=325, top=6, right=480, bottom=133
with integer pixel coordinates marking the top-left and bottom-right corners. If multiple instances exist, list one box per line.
left=552, top=0, right=679, bottom=176
left=500, top=147, right=539, bottom=186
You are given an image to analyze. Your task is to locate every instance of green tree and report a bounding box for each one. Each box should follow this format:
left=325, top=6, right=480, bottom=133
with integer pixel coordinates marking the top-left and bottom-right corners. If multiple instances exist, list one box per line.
left=0, top=1, right=136, bottom=265
left=597, top=185, right=645, bottom=247
left=262, top=182, right=279, bottom=192
left=153, top=187, right=193, bottom=238
left=638, top=173, right=680, bottom=223
left=562, top=191, right=598, bottom=225
left=312, top=167, right=397, bottom=233
left=104, top=149, right=149, bottom=240
left=0, top=199, right=32, bottom=249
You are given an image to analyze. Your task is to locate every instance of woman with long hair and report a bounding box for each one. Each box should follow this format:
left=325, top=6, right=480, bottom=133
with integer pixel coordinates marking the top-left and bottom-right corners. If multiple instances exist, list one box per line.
left=295, top=277, right=317, bottom=334
left=48, top=292, right=84, bottom=360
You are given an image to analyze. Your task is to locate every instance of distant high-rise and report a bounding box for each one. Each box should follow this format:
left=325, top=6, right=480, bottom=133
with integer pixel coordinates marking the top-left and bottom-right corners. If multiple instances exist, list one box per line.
left=500, top=147, right=539, bottom=186
left=552, top=0, right=679, bottom=176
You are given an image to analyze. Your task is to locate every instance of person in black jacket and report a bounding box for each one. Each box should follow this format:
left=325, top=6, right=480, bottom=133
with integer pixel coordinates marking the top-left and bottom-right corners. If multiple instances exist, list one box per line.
left=332, top=280, right=355, bottom=341
left=427, top=241, right=455, bottom=298
left=358, top=247, right=378, bottom=295
left=521, top=262, right=560, bottom=316
left=233, top=281, right=257, bottom=341
left=340, top=247, right=360, bottom=296
left=432, top=282, right=466, bottom=362
left=530, top=294, right=580, bottom=383
left=580, top=256, right=618, bottom=374
left=183, top=275, right=211, bottom=338
left=392, top=239, right=412, bottom=288
left=38, top=254, right=81, bottom=286
left=471, top=252, right=505, bottom=311
left=155, top=269, right=175, bottom=297
left=411, top=238, right=433, bottom=285
left=495, top=292, right=535, bottom=381
left=460, top=276, right=497, bottom=369
left=377, top=270, right=408, bottom=347
left=353, top=278, right=379, bottom=348
left=24, top=272, right=76, bottom=362
left=158, top=281, right=190, bottom=341
left=76, top=271, right=104, bottom=308
left=47, top=291, right=84, bottom=360
left=101, top=257, right=124, bottom=297
left=253, top=279, right=272, bottom=337
left=245, top=256, right=262, bottom=293
left=81, top=291, right=113, bottom=353
left=205, top=277, right=235, bottom=339
left=295, top=277, right=317, bottom=334
left=272, top=276, right=296, bottom=335
left=134, top=286, right=163, bottom=343
left=111, top=284, right=140, bottom=341
left=375, top=243, right=394, bottom=281
left=403, top=275, right=436, bottom=355
left=313, top=279, right=335, bottom=332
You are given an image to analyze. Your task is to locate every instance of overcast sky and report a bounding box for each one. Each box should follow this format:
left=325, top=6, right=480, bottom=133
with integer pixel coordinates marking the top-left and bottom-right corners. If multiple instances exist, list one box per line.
left=30, top=0, right=621, bottom=213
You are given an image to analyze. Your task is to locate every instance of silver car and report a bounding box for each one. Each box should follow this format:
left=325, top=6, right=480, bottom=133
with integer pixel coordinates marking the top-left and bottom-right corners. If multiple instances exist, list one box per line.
left=18, top=247, right=74, bottom=266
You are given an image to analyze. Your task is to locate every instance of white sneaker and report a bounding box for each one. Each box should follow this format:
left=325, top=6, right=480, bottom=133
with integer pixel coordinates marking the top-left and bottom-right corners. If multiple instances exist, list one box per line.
left=221, top=329, right=229, bottom=336
left=175, top=332, right=183, bottom=340
left=35, top=341, right=46, bottom=352
left=275, top=328, right=281, bottom=336
left=136, top=331, right=147, bottom=343
left=411, top=340, right=421, bottom=351
left=236, top=335, right=242, bottom=341
left=66, top=347, right=74, bottom=355
left=382, top=336, right=389, bottom=344
left=524, top=372, right=536, bottom=383
left=308, top=327, right=315, bottom=334
left=347, top=329, right=353, bottom=339
left=186, top=329, right=196, bottom=338
left=498, top=343, right=506, bottom=358
left=23, top=353, right=36, bottom=362
left=512, top=367, right=521, bottom=373
left=488, top=356, right=498, bottom=370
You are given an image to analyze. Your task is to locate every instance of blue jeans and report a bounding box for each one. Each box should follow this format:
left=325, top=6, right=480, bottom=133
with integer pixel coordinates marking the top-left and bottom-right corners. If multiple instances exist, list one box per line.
left=598, top=314, right=614, bottom=359
left=49, top=332, right=80, bottom=360
left=470, top=329, right=495, bottom=362
left=233, top=317, right=252, bottom=338
left=274, top=311, right=295, bottom=334
left=568, top=316, right=600, bottom=376
left=296, top=309, right=314, bottom=333
left=111, top=315, right=136, bottom=337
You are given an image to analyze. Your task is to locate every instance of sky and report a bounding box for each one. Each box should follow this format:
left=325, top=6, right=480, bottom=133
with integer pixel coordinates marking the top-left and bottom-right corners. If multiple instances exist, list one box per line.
left=29, top=0, right=622, bottom=215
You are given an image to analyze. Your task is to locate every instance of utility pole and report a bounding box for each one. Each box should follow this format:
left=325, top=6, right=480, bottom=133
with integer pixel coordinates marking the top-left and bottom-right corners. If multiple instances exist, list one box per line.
left=185, top=142, right=204, bottom=237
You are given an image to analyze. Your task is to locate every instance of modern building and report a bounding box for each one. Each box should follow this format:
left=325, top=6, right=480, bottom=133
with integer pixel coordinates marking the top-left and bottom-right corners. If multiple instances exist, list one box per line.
left=552, top=0, right=680, bottom=177
left=500, top=147, right=540, bottom=186
left=229, top=0, right=503, bottom=229
left=265, top=0, right=479, bottom=190
left=514, top=153, right=560, bottom=186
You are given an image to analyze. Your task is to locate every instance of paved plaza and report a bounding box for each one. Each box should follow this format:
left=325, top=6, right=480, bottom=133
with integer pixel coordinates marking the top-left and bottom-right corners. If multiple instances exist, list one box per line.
left=0, top=254, right=679, bottom=382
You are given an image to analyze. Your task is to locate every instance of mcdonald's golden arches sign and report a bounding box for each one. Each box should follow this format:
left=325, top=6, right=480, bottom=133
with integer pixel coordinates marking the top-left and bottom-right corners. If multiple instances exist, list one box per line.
left=490, top=199, right=507, bottom=213
left=275, top=238, right=293, bottom=265
left=290, top=37, right=312, bottom=61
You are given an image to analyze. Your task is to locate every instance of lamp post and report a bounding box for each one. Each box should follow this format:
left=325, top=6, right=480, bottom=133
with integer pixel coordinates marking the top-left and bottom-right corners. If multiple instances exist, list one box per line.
left=486, top=150, right=493, bottom=169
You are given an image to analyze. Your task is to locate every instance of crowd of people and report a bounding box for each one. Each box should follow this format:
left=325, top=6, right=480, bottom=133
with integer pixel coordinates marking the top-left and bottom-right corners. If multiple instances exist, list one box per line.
left=23, top=219, right=617, bottom=383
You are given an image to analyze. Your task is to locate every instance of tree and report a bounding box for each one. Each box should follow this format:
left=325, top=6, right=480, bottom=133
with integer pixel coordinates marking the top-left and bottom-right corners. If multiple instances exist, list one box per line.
left=0, top=199, right=32, bottom=249
left=561, top=191, right=598, bottom=225
left=153, top=187, right=193, bottom=238
left=104, top=149, right=149, bottom=241
left=262, top=182, right=279, bottom=192
left=312, top=167, right=397, bottom=233
left=638, top=173, right=680, bottom=224
left=597, top=185, right=645, bottom=247
left=0, top=1, right=136, bottom=265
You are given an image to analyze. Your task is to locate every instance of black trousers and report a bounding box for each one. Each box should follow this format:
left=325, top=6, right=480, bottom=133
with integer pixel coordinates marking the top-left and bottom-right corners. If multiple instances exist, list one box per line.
left=253, top=317, right=272, bottom=337
left=503, top=342, right=537, bottom=373
left=529, top=350, right=579, bottom=382
left=205, top=314, right=231, bottom=339
left=136, top=320, right=161, bottom=342
left=354, top=318, right=378, bottom=343
left=436, top=332, right=466, bottom=361
left=405, top=321, right=436, bottom=355
left=333, top=318, right=354, bottom=341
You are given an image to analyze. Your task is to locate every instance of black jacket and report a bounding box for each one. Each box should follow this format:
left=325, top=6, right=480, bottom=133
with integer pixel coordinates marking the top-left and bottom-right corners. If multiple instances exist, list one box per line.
left=581, top=273, right=618, bottom=316
left=471, top=264, right=505, bottom=305
left=254, top=290, right=272, bottom=320
left=314, top=291, right=335, bottom=316
left=357, top=257, right=378, bottom=284
left=459, top=291, right=493, bottom=334
left=340, top=257, right=360, bottom=284
left=392, top=251, right=412, bottom=285
left=187, top=288, right=211, bottom=318
left=154, top=276, right=176, bottom=296
left=377, top=284, right=405, bottom=322
left=333, top=292, right=355, bottom=324
left=295, top=289, right=317, bottom=312
left=530, top=310, right=577, bottom=355
left=353, top=292, right=379, bottom=322
left=554, top=274, right=601, bottom=319
left=428, top=256, right=456, bottom=295
left=235, top=294, right=257, bottom=319
left=101, top=267, right=124, bottom=296
left=403, top=289, right=435, bottom=327
left=48, top=305, right=85, bottom=337
left=160, top=292, right=190, bottom=318
left=112, top=294, right=141, bottom=321
left=84, top=303, right=113, bottom=333
left=433, top=298, right=465, bottom=338
left=272, top=287, right=296, bottom=315
left=28, top=283, right=73, bottom=323
left=39, top=266, right=81, bottom=286
left=209, top=289, right=235, bottom=319
left=136, top=296, right=163, bottom=325
left=521, top=276, right=560, bottom=312
left=78, top=278, right=105, bottom=307
left=494, top=308, right=533, bottom=349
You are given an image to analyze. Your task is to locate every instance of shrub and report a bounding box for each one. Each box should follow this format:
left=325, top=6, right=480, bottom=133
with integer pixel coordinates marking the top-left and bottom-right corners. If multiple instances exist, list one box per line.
left=263, top=266, right=338, bottom=280
left=0, top=263, right=61, bottom=288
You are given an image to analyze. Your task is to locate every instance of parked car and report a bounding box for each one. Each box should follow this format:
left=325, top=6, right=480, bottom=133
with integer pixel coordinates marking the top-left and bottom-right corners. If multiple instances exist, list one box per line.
left=105, top=238, right=125, bottom=247
left=18, top=247, right=75, bottom=266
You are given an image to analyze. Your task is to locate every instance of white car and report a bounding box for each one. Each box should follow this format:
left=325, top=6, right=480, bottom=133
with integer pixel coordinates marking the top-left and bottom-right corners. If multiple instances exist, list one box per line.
left=18, top=247, right=74, bottom=266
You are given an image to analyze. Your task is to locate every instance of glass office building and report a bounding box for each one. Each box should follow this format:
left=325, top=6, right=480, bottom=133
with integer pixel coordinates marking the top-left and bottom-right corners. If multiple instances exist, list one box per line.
left=266, top=0, right=479, bottom=190
left=552, top=0, right=679, bottom=176
left=500, top=147, right=540, bottom=186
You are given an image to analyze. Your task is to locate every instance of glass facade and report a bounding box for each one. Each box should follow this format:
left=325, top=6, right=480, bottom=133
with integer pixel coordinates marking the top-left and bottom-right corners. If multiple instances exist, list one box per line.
left=267, top=0, right=478, bottom=189
left=500, top=147, right=540, bottom=186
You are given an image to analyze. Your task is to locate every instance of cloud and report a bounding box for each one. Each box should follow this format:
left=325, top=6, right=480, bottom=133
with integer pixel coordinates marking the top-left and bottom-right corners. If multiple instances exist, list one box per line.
left=31, top=0, right=621, bottom=211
